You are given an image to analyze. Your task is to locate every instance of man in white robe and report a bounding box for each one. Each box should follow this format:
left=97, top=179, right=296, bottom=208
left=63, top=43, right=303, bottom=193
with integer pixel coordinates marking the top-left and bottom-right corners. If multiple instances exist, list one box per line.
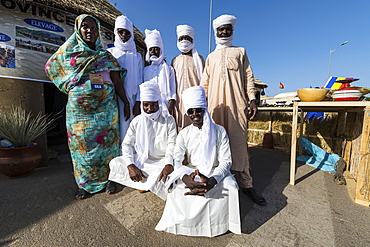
left=108, top=15, right=143, bottom=142
left=143, top=29, right=176, bottom=115
left=200, top=14, right=267, bottom=206
left=156, top=86, right=241, bottom=237
left=172, top=24, right=204, bottom=130
left=108, top=80, right=177, bottom=200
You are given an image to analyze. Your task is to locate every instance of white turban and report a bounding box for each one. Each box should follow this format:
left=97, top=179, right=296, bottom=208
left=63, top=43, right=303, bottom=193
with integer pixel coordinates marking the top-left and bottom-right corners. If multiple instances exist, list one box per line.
left=144, top=29, right=164, bottom=64
left=176, top=24, right=203, bottom=81
left=182, top=85, right=207, bottom=111
left=212, top=14, right=237, bottom=50
left=114, top=15, right=134, bottom=37
left=139, top=79, right=161, bottom=102
left=182, top=86, right=216, bottom=177
left=176, top=24, right=195, bottom=39
left=212, top=14, right=237, bottom=31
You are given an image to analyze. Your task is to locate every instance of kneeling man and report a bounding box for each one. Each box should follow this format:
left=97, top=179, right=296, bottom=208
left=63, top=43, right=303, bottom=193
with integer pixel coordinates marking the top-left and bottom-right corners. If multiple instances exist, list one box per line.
left=109, top=80, right=177, bottom=200
left=155, top=86, right=241, bottom=237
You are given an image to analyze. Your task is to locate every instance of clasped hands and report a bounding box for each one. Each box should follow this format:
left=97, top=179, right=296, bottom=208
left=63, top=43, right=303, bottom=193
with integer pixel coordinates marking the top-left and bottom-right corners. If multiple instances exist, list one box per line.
left=182, top=169, right=217, bottom=196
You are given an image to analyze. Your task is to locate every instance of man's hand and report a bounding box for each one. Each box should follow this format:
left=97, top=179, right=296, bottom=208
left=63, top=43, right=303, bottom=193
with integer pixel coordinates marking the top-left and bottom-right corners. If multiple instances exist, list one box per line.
left=158, top=164, right=173, bottom=183
left=248, top=100, right=258, bottom=120
left=183, top=169, right=217, bottom=196
left=133, top=101, right=141, bottom=117
left=123, top=104, right=130, bottom=121
left=182, top=171, right=206, bottom=190
left=167, top=99, right=176, bottom=115
left=127, top=164, right=147, bottom=182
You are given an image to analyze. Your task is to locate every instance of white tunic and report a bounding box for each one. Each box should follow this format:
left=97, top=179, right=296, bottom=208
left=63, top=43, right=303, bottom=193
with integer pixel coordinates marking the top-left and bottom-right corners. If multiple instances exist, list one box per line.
left=155, top=124, right=241, bottom=237
left=143, top=61, right=176, bottom=107
left=109, top=114, right=177, bottom=200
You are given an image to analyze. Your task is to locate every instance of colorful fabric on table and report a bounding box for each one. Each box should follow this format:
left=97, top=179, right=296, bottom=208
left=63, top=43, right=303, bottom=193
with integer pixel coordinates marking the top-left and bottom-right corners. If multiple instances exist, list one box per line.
left=45, top=14, right=122, bottom=193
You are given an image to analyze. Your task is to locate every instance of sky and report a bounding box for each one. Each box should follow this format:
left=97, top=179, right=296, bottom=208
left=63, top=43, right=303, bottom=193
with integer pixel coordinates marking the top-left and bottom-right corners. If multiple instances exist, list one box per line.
left=110, top=0, right=370, bottom=97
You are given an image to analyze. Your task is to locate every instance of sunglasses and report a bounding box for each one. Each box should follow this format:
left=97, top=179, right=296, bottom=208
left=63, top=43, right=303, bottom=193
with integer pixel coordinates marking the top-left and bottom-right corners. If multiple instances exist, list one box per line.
left=117, top=29, right=131, bottom=35
left=187, top=108, right=204, bottom=115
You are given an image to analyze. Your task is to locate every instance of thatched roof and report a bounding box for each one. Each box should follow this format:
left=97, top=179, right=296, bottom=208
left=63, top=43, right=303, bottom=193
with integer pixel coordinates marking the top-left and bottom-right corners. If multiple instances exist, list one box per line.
left=28, top=0, right=146, bottom=54
left=255, top=78, right=268, bottom=88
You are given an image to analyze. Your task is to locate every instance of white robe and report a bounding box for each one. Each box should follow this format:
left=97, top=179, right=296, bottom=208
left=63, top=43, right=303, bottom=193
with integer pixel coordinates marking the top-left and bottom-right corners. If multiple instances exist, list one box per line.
left=109, top=114, right=177, bottom=200
left=155, top=124, right=241, bottom=237
left=143, top=62, right=176, bottom=107
left=107, top=48, right=143, bottom=144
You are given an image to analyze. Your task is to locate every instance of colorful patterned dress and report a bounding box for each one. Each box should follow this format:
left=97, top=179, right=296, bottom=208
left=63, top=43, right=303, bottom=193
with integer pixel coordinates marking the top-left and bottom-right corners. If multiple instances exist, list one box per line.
left=45, top=15, right=124, bottom=193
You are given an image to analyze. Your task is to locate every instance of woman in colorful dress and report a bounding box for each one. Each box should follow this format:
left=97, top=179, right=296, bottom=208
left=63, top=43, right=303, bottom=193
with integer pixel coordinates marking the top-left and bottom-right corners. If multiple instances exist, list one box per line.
left=45, top=14, right=130, bottom=200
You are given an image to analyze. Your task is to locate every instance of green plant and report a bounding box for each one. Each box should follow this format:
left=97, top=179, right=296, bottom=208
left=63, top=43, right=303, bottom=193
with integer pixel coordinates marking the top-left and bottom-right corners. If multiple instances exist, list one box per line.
left=0, top=106, right=59, bottom=147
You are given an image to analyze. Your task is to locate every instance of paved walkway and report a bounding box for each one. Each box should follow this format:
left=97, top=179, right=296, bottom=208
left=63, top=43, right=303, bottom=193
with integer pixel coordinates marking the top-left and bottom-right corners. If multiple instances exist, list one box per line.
left=1, top=143, right=369, bottom=246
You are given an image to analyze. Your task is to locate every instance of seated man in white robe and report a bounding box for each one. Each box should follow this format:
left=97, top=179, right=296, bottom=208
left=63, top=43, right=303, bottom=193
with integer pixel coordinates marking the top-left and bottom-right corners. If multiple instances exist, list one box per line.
left=155, top=86, right=241, bottom=237
left=109, top=80, right=177, bottom=200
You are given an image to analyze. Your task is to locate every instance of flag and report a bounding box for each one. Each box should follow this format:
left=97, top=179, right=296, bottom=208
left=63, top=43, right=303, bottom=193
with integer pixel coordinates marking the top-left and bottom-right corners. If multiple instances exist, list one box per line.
left=279, top=82, right=284, bottom=89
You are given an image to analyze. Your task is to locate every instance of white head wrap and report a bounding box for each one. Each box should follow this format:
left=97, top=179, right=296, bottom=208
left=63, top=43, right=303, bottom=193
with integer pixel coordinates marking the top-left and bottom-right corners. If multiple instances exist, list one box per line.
left=144, top=29, right=164, bottom=65
left=134, top=80, right=169, bottom=169
left=176, top=24, right=203, bottom=81
left=107, top=15, right=142, bottom=113
left=182, top=86, right=216, bottom=177
left=213, top=14, right=237, bottom=50
left=144, top=29, right=173, bottom=106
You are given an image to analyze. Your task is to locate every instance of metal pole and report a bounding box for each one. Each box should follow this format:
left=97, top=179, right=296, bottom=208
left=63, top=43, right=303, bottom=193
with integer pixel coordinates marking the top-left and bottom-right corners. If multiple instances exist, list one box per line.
left=208, top=0, right=213, bottom=54
left=328, top=49, right=333, bottom=78
left=327, top=41, right=348, bottom=78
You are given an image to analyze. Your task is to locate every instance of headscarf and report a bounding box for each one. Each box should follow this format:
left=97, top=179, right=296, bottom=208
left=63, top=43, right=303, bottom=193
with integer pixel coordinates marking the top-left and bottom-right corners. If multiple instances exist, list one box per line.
left=144, top=29, right=172, bottom=105
left=176, top=24, right=203, bottom=81
left=144, top=29, right=164, bottom=64
left=108, top=15, right=142, bottom=102
left=44, top=14, right=121, bottom=94
left=182, top=86, right=216, bottom=177
left=212, top=14, right=237, bottom=50
left=134, top=80, right=168, bottom=169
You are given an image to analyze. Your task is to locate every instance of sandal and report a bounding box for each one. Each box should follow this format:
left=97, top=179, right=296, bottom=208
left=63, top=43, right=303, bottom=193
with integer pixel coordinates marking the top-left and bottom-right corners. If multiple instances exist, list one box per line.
left=105, top=181, right=116, bottom=195
left=242, top=188, right=267, bottom=206
left=75, top=188, right=89, bottom=200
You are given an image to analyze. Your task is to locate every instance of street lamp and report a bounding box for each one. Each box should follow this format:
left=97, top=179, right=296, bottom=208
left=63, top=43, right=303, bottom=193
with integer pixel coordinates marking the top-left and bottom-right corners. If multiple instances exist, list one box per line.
left=327, top=41, right=348, bottom=78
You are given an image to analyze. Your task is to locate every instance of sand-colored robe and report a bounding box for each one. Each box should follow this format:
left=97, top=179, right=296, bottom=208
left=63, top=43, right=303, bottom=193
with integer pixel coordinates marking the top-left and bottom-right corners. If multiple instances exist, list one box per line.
left=172, top=54, right=205, bottom=130
left=200, top=46, right=256, bottom=172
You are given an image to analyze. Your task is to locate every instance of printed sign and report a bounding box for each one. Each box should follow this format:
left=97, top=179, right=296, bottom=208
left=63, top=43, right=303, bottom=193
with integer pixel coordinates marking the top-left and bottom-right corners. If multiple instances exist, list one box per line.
left=0, top=1, right=114, bottom=82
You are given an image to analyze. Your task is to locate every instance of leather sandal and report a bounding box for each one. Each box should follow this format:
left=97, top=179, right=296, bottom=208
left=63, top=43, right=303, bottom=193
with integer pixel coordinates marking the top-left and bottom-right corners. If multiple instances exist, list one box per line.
left=75, top=188, right=89, bottom=200
left=105, top=181, right=116, bottom=195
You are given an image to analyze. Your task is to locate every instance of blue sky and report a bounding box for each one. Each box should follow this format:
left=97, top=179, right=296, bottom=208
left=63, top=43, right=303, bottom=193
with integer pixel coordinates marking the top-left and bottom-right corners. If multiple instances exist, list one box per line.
left=110, top=0, right=370, bottom=97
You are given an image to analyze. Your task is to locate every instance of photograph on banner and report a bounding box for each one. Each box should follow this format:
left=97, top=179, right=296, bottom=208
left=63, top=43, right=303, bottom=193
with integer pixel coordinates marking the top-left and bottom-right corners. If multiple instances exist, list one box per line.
left=0, top=45, right=15, bottom=68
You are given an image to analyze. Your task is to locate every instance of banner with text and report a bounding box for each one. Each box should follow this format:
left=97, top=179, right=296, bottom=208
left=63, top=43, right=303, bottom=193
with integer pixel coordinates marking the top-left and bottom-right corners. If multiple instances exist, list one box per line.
left=0, top=0, right=114, bottom=82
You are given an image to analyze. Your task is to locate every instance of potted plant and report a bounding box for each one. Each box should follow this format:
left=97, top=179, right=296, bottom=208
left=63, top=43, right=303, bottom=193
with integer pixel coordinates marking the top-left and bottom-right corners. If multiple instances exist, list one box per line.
left=0, top=106, right=58, bottom=178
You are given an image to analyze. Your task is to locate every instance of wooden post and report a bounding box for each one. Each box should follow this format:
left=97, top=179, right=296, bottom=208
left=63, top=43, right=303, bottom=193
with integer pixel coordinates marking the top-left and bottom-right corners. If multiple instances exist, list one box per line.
left=355, top=106, right=370, bottom=206
left=334, top=111, right=346, bottom=157
left=343, top=112, right=356, bottom=170
left=290, top=103, right=299, bottom=185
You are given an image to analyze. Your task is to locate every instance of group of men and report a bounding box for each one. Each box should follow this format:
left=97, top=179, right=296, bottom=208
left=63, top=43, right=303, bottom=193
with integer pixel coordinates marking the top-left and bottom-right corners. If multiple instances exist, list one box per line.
left=107, top=14, right=267, bottom=238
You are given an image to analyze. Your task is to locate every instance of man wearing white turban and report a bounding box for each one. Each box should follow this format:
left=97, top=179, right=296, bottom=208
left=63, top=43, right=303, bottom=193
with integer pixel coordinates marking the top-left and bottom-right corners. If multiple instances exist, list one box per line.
left=108, top=15, right=143, bottom=143
left=200, top=14, right=267, bottom=206
left=172, top=24, right=205, bottom=130
left=143, top=29, right=176, bottom=115
left=155, top=86, right=241, bottom=237
left=108, top=80, right=177, bottom=200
